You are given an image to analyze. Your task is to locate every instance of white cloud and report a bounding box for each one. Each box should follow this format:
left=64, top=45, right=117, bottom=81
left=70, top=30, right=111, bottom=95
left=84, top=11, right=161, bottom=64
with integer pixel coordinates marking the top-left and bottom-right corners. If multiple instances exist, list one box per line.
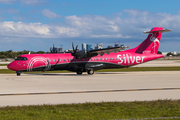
left=13, top=17, right=27, bottom=21
left=61, top=3, right=67, bottom=6
left=20, top=0, right=47, bottom=5
left=2, top=9, right=180, bottom=51
left=42, top=9, right=62, bottom=19
left=0, top=8, right=20, bottom=15
left=0, top=21, right=52, bottom=38
left=0, top=0, right=47, bottom=5
left=55, top=27, right=80, bottom=37
left=0, top=0, right=16, bottom=4
left=1, top=9, right=180, bottom=40
left=91, top=34, right=131, bottom=38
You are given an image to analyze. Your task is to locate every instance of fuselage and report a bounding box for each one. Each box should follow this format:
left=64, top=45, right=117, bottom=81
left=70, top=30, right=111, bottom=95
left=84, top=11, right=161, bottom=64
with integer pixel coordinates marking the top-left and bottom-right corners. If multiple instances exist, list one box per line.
left=7, top=51, right=164, bottom=72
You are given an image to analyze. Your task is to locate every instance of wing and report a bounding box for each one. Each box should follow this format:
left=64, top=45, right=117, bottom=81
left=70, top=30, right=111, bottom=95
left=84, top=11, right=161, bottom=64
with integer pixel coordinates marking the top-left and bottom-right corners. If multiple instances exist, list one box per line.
left=71, top=46, right=129, bottom=59
left=88, top=46, right=129, bottom=56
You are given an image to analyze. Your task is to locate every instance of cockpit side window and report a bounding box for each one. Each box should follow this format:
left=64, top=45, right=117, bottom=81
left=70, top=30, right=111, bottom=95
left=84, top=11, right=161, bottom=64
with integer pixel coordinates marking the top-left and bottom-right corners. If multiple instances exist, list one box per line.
left=15, top=57, right=28, bottom=61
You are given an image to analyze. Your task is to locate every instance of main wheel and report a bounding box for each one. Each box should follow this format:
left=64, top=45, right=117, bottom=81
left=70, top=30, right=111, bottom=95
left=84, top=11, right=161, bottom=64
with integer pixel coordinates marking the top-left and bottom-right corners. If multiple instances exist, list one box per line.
left=87, top=69, right=94, bottom=75
left=16, top=71, right=21, bottom=76
left=76, top=71, right=83, bottom=75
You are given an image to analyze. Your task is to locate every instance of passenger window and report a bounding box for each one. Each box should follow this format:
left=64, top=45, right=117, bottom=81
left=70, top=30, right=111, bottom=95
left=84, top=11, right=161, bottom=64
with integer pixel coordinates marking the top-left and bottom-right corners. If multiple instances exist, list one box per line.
left=103, top=58, right=105, bottom=60
left=109, top=58, right=111, bottom=60
left=96, top=58, right=98, bottom=61
left=60, top=59, right=62, bottom=61
left=106, top=58, right=108, bottom=60
left=67, top=59, right=69, bottom=61
left=115, top=58, right=117, bottom=60
left=54, top=59, right=56, bottom=62
left=93, top=58, right=95, bottom=60
left=50, top=59, right=52, bottom=62
left=63, top=59, right=65, bottom=61
left=99, top=58, right=101, bottom=60
left=57, top=59, right=59, bottom=62
left=118, top=58, right=123, bottom=60
left=112, top=58, right=114, bottom=60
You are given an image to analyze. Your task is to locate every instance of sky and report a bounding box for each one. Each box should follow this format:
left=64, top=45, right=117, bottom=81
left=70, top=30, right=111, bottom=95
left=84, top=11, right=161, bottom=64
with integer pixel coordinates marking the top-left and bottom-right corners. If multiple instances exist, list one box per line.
left=0, top=0, right=180, bottom=52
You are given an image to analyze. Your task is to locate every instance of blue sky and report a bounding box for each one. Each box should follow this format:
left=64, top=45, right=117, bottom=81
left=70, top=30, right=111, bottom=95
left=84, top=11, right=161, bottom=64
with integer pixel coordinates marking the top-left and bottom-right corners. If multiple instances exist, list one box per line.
left=0, top=0, right=180, bottom=52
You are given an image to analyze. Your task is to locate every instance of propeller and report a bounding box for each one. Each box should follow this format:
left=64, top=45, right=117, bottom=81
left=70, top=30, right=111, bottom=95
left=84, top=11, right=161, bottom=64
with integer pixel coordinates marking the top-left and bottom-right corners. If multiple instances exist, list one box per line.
left=71, top=42, right=78, bottom=57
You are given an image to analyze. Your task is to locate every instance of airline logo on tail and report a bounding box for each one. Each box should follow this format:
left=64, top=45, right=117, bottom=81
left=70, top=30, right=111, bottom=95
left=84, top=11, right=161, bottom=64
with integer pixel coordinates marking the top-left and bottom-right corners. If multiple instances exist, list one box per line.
left=149, top=32, right=160, bottom=54
left=150, top=33, right=160, bottom=43
left=133, top=27, right=171, bottom=54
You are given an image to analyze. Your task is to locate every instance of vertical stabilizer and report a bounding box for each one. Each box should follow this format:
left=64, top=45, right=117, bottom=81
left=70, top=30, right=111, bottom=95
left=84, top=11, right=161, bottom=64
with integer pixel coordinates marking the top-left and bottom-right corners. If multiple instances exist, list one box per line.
left=128, top=27, right=171, bottom=54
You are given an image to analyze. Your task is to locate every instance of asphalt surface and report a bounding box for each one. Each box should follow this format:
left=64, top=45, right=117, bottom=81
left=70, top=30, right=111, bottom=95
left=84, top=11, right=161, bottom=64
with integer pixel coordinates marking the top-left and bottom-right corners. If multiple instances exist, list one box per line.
left=0, top=71, right=180, bottom=107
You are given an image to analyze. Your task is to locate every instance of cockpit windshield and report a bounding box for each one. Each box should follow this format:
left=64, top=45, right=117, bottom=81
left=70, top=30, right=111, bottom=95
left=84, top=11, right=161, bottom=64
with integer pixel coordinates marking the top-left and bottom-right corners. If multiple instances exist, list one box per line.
left=15, top=57, right=28, bottom=61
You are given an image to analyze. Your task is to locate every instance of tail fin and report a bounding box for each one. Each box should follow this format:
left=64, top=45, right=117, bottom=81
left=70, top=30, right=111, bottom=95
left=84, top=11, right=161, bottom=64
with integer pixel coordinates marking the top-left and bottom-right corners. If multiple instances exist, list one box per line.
left=128, top=27, right=171, bottom=54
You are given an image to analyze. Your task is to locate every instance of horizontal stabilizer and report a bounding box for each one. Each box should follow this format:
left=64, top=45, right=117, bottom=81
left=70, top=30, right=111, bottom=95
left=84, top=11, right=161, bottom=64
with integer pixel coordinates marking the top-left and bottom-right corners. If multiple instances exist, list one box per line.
left=144, top=29, right=171, bottom=34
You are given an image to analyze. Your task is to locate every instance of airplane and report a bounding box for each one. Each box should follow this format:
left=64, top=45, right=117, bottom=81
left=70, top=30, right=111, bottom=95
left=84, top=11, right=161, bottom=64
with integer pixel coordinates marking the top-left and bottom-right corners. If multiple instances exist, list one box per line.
left=7, top=27, right=171, bottom=76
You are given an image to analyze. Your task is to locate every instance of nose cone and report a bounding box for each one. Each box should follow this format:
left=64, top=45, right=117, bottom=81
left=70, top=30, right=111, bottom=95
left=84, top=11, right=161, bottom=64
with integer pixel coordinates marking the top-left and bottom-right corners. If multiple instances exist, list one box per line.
left=7, top=62, right=17, bottom=71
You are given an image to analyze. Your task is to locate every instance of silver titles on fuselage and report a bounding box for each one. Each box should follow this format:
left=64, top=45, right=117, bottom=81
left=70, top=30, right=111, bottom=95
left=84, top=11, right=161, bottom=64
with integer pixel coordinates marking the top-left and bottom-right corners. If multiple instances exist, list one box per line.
left=117, top=54, right=145, bottom=65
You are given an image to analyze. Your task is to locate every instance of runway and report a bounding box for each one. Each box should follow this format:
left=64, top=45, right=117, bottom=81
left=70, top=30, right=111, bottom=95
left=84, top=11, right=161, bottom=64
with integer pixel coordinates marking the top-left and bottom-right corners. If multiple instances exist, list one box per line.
left=0, top=71, right=180, bottom=107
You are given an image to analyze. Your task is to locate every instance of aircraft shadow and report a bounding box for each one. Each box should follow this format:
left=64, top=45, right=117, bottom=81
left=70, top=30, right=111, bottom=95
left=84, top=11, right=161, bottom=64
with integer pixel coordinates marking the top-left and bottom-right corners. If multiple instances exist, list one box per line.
left=25, top=73, right=88, bottom=76
left=25, top=72, right=125, bottom=76
left=95, top=72, right=126, bottom=74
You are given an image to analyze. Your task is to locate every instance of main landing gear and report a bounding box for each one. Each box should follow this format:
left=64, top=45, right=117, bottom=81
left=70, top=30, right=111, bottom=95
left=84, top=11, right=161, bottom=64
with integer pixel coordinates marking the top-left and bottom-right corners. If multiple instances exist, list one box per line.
left=76, top=69, right=94, bottom=75
left=76, top=71, right=83, bottom=75
left=16, top=71, right=21, bottom=76
left=87, top=69, right=94, bottom=75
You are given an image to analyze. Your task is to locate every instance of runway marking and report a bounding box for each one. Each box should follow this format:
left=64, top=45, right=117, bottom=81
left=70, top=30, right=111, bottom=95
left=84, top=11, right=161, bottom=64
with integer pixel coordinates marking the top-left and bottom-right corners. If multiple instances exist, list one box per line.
left=0, top=88, right=180, bottom=96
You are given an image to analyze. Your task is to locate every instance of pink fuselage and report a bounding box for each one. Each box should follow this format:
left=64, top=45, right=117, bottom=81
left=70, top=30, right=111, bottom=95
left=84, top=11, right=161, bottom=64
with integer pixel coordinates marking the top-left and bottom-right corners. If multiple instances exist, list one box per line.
left=7, top=51, right=164, bottom=72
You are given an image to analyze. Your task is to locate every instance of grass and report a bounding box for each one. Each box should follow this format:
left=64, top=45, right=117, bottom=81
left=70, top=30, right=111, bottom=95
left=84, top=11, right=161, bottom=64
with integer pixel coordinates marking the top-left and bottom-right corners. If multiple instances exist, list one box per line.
left=0, top=64, right=8, bottom=66
left=1, top=67, right=180, bottom=74
left=0, top=100, right=180, bottom=120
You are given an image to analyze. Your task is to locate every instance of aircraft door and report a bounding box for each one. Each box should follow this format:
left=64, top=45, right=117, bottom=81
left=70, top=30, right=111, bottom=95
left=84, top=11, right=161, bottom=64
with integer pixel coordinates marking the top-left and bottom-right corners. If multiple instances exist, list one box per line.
left=44, top=59, right=51, bottom=71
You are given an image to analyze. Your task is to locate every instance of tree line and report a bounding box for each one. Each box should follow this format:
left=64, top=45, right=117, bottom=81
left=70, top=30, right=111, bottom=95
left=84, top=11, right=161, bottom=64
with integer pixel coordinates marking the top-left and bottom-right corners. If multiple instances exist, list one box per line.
left=0, top=50, right=48, bottom=58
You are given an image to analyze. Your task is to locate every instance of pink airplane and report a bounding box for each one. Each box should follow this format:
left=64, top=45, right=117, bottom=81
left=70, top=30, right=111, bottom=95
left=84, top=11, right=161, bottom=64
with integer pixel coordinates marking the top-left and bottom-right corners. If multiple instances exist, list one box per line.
left=8, top=27, right=171, bottom=76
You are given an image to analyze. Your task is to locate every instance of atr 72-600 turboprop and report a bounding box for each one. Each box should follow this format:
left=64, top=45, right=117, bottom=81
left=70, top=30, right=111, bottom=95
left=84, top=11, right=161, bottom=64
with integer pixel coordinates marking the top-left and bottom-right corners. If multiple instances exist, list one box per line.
left=8, top=27, right=171, bottom=76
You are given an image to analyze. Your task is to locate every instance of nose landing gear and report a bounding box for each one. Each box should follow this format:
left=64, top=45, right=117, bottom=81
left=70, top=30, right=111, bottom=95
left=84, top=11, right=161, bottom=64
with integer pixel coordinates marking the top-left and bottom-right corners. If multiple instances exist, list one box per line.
left=76, top=71, right=83, bottom=75
left=16, top=71, right=21, bottom=76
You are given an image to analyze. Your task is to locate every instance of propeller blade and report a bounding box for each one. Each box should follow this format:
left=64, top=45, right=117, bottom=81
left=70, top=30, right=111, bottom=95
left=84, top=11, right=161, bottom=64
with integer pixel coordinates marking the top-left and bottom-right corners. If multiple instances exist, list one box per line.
left=75, top=45, right=78, bottom=51
left=72, top=42, right=74, bottom=51
left=71, top=42, right=78, bottom=57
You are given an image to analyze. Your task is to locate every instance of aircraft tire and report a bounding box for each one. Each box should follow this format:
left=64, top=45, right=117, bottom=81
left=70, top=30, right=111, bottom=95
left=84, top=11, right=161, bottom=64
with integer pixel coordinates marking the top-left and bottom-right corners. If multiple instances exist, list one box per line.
left=76, top=71, right=83, bottom=75
left=87, top=69, right=94, bottom=75
left=16, top=71, right=21, bottom=76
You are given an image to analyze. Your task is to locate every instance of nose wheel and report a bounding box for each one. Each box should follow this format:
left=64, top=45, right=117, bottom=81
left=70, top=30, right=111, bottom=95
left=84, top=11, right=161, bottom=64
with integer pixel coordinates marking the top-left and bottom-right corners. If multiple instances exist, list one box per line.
left=16, top=71, right=21, bottom=76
